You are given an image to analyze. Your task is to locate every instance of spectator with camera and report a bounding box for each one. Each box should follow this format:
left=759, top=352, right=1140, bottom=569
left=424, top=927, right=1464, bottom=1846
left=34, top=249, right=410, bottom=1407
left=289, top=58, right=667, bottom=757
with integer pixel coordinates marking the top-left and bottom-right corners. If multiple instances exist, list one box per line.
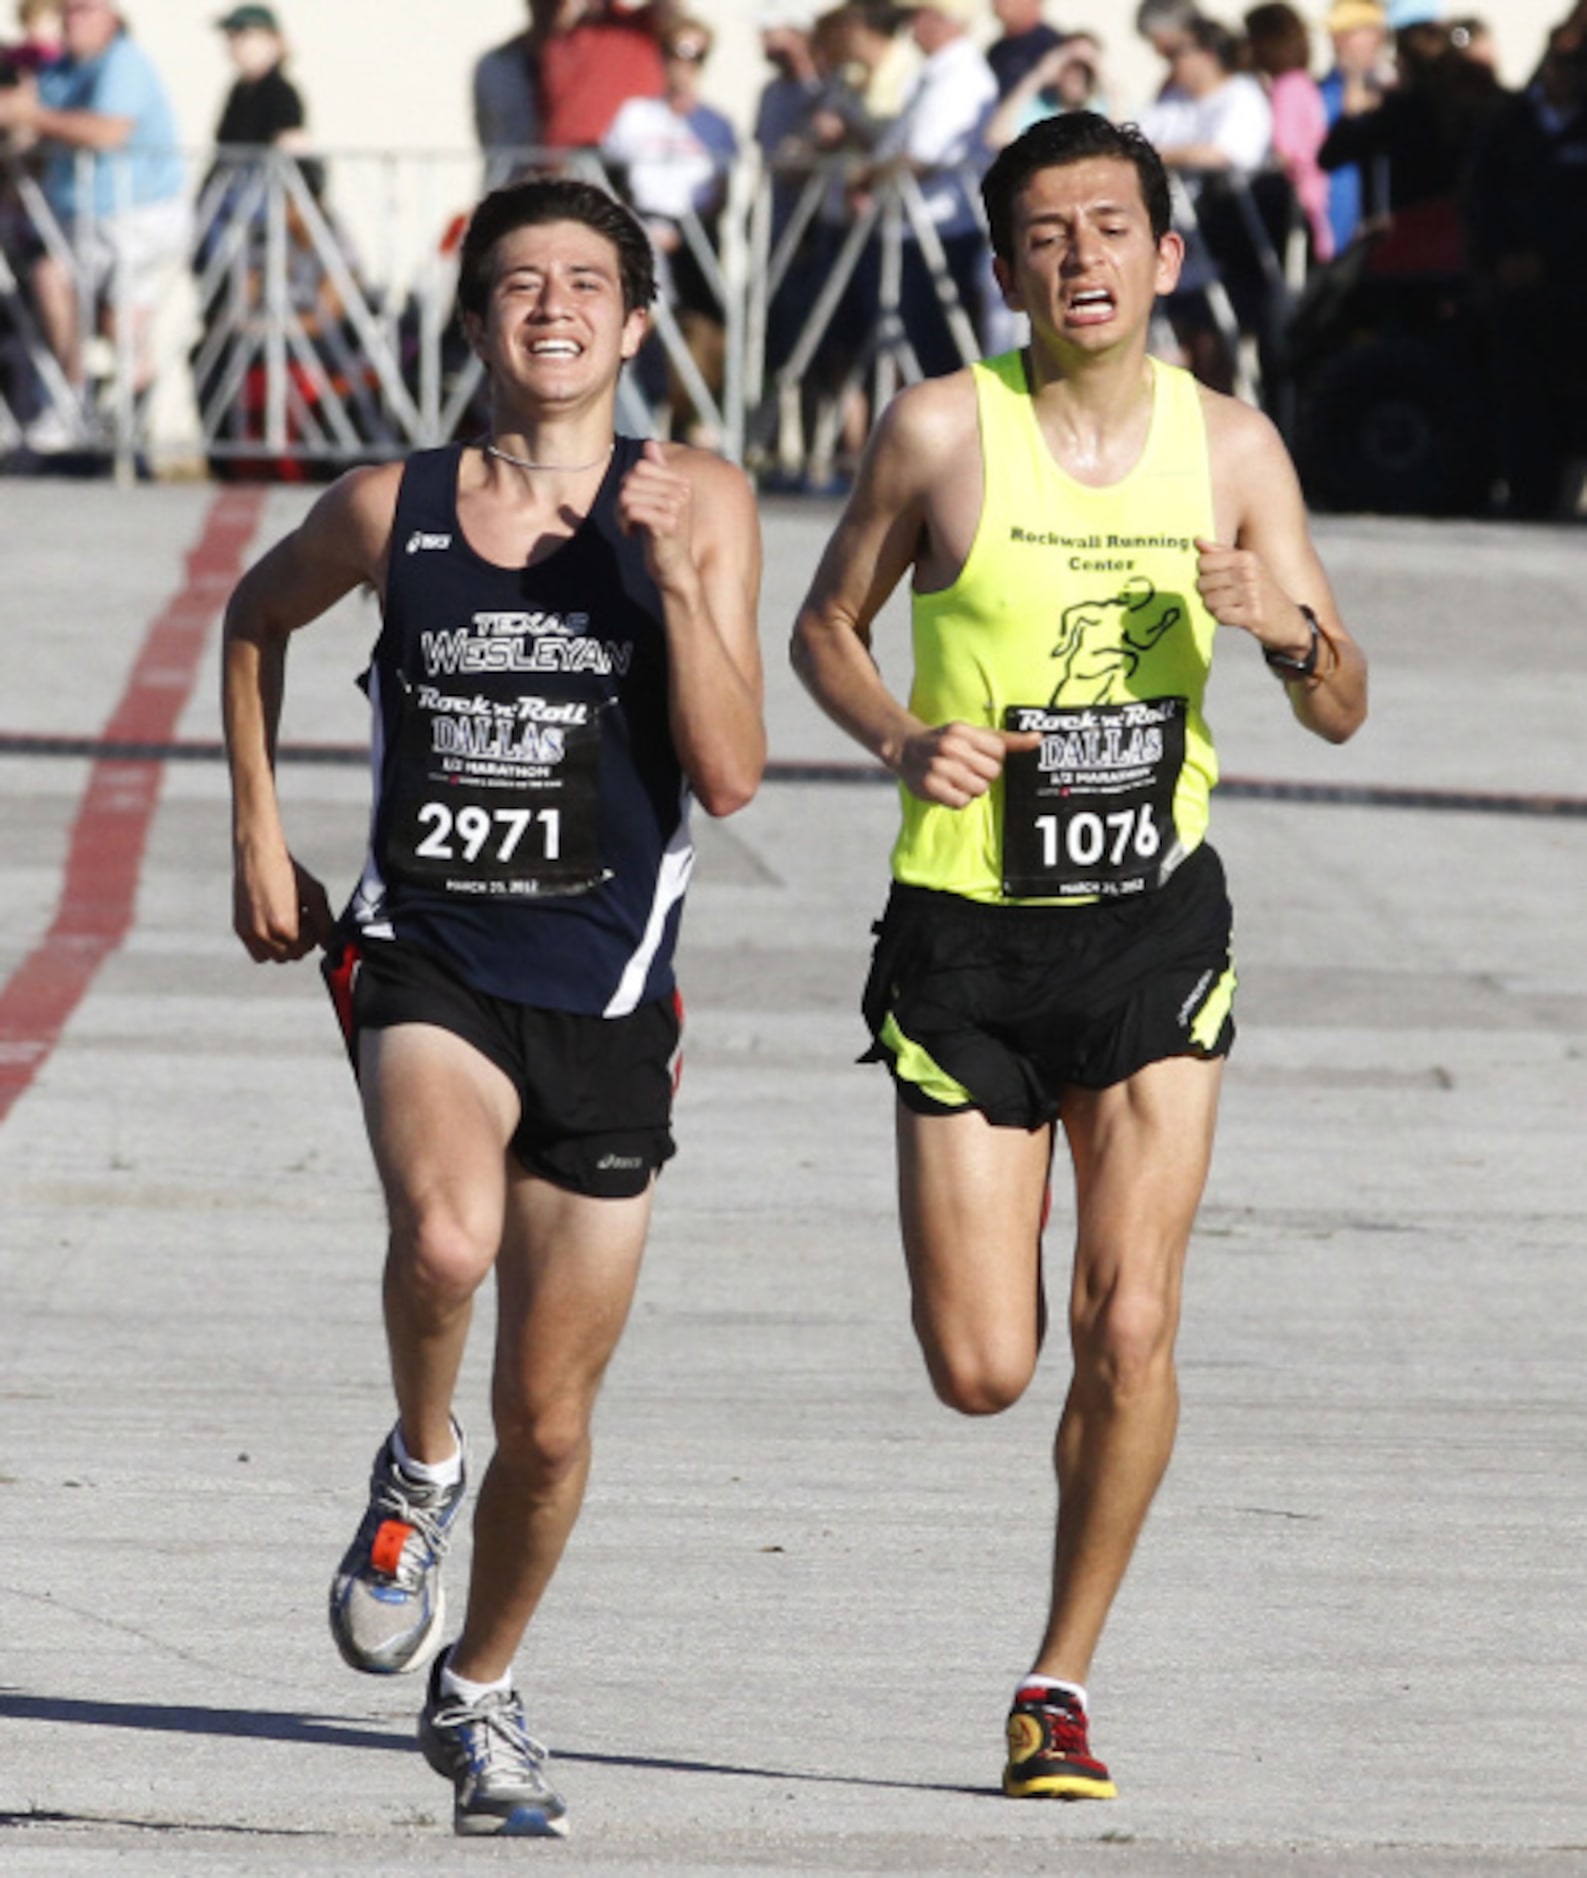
left=984, top=29, right=1108, bottom=149
left=987, top=0, right=1066, bottom=96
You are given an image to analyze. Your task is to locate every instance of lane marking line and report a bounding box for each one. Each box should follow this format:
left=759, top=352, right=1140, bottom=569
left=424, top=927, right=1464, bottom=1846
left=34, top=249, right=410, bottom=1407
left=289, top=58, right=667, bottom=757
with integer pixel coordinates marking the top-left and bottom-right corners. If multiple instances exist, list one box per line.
left=0, top=488, right=266, bottom=1125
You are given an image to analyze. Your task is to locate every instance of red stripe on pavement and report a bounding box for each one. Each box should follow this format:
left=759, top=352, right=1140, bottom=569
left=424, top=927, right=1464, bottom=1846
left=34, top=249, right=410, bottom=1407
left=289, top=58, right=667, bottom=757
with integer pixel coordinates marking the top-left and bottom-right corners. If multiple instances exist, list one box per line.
left=0, top=487, right=266, bottom=1125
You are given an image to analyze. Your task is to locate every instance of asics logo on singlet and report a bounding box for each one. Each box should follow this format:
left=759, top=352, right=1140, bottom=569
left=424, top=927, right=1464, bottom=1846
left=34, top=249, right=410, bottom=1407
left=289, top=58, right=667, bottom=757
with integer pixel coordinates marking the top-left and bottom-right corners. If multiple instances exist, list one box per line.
left=405, top=531, right=452, bottom=553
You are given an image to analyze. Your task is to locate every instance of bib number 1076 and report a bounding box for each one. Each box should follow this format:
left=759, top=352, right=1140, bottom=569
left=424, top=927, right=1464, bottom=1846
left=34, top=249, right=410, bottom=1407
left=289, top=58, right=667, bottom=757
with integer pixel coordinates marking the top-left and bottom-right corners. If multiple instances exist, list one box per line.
left=1001, top=695, right=1185, bottom=897
left=1034, top=802, right=1161, bottom=872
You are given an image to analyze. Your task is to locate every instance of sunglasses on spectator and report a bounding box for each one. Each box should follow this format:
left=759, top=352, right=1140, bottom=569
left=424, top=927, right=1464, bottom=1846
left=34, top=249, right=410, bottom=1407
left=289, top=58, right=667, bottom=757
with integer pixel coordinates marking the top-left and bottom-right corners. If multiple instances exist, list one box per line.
left=666, top=40, right=709, bottom=62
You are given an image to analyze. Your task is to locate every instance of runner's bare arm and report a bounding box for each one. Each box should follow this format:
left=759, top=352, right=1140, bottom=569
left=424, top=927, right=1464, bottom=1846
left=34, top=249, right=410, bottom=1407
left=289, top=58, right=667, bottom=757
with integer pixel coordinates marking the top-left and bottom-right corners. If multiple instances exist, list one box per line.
left=790, top=385, right=1040, bottom=807
left=223, top=465, right=399, bottom=962
left=1200, top=398, right=1367, bottom=744
left=617, top=440, right=765, bottom=817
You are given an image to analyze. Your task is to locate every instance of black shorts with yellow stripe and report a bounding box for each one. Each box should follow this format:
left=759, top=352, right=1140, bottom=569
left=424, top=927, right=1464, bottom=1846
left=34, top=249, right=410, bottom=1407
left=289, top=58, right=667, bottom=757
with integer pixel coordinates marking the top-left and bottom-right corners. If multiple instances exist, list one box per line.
left=860, top=842, right=1236, bottom=1129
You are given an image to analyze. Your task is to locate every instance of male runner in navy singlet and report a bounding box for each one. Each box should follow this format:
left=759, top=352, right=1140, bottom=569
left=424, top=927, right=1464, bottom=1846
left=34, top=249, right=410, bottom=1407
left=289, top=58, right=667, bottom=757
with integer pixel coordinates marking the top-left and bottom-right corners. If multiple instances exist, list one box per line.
left=223, top=176, right=764, bottom=1837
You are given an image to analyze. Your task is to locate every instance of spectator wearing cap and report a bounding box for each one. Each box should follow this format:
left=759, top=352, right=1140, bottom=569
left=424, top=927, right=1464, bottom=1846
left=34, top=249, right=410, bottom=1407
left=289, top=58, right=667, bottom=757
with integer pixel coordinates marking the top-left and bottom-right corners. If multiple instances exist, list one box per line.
left=1385, top=0, right=1445, bottom=27
left=0, top=0, right=187, bottom=445
left=1320, top=12, right=1502, bottom=233
left=197, top=1, right=333, bottom=399
left=862, top=0, right=997, bottom=377
left=987, top=0, right=1065, bottom=99
left=212, top=6, right=307, bottom=158
left=1318, top=1, right=1392, bottom=250
left=199, top=2, right=322, bottom=293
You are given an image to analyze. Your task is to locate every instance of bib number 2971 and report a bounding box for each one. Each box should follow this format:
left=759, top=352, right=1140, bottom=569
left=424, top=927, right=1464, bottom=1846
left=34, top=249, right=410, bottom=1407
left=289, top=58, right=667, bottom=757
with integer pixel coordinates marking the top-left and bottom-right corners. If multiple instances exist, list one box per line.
left=385, top=682, right=605, bottom=898
left=414, top=802, right=561, bottom=867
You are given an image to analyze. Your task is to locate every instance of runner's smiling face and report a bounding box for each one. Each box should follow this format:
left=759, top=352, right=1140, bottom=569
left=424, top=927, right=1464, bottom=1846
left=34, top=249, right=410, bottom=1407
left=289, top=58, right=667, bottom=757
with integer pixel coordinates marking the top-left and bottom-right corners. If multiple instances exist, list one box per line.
left=467, top=220, right=649, bottom=405
left=994, top=157, right=1183, bottom=354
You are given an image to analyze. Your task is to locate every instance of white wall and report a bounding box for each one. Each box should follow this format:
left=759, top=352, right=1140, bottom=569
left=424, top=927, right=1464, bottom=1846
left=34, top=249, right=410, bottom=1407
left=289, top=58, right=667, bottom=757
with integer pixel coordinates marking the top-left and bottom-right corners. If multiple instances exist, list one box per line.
left=119, top=0, right=1564, bottom=161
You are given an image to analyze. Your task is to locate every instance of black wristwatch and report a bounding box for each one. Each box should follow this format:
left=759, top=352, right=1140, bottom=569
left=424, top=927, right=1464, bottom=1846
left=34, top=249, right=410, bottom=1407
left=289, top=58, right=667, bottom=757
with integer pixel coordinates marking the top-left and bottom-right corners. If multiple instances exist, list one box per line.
left=1263, top=605, right=1322, bottom=679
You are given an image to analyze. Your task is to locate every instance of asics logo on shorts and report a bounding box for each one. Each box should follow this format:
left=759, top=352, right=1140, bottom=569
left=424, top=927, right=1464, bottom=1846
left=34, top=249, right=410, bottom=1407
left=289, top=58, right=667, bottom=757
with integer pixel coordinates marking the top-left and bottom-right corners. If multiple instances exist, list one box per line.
left=1178, top=968, right=1214, bottom=1027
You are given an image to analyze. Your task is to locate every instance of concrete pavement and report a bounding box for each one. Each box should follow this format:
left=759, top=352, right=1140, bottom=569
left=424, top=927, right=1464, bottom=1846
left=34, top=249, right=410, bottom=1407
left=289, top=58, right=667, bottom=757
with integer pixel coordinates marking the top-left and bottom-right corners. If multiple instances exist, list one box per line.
left=0, top=481, right=1584, bottom=1874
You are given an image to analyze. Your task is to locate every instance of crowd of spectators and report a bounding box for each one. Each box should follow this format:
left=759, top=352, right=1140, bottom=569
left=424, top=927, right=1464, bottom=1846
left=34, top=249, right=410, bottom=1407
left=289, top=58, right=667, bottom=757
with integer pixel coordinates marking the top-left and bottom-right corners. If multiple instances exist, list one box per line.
left=0, top=0, right=185, bottom=448
left=729, top=0, right=1587, bottom=515
left=1, top=1, right=1586, bottom=514
left=0, top=0, right=329, bottom=456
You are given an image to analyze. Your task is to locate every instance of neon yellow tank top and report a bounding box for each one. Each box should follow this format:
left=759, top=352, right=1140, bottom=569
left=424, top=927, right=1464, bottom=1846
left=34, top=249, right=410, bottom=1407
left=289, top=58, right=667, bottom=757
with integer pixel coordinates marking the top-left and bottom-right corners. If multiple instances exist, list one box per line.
left=894, top=352, right=1222, bottom=904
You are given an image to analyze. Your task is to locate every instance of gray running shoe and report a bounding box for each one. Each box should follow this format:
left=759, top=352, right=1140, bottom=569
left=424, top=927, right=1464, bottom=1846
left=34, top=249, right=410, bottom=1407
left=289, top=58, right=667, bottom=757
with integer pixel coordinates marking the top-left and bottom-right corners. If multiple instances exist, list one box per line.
left=419, top=1651, right=569, bottom=1837
left=328, top=1425, right=466, bottom=1675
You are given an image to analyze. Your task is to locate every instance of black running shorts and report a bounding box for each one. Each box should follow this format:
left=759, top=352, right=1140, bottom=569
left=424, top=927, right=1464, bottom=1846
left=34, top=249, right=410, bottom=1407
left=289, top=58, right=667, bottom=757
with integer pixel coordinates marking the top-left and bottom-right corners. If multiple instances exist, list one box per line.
left=323, top=938, right=680, bottom=1199
left=861, top=842, right=1236, bottom=1128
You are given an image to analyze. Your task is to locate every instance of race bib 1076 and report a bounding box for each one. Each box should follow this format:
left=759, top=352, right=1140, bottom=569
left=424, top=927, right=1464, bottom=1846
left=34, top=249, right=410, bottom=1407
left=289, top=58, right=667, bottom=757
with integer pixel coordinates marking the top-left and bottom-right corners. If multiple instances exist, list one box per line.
left=1001, top=697, right=1186, bottom=899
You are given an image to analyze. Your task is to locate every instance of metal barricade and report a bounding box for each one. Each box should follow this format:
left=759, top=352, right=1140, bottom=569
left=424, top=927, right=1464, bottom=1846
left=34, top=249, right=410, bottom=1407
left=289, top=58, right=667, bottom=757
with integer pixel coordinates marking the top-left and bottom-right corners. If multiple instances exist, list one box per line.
left=0, top=143, right=1303, bottom=482
left=743, top=153, right=988, bottom=485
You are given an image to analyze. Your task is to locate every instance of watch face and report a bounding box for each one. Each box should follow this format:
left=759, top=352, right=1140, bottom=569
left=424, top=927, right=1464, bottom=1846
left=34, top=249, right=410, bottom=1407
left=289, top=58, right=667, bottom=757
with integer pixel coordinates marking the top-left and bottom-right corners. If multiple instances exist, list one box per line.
left=1266, top=608, right=1319, bottom=676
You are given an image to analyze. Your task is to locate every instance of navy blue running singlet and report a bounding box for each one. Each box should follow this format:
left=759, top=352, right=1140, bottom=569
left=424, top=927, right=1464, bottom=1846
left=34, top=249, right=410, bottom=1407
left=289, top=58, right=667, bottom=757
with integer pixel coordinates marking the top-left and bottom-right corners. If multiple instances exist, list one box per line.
left=344, top=439, right=691, bottom=1016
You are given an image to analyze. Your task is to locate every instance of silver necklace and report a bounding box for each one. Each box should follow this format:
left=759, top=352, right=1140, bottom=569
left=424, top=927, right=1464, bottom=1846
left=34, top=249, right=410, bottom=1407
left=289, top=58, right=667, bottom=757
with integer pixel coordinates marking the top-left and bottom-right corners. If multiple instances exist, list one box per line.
left=483, top=437, right=614, bottom=474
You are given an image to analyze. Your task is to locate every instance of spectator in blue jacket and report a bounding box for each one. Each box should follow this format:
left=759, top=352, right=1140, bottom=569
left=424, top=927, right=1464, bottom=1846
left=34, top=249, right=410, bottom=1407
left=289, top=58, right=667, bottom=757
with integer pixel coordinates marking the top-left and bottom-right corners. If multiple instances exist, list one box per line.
left=1317, top=0, right=1392, bottom=250
left=0, top=0, right=186, bottom=445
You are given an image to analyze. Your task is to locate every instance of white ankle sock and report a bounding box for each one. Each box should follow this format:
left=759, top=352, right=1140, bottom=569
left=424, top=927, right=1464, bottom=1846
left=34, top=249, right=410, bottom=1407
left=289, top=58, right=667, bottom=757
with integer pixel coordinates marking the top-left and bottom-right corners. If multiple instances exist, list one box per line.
left=441, top=1658, right=514, bottom=1705
left=391, top=1421, right=462, bottom=1488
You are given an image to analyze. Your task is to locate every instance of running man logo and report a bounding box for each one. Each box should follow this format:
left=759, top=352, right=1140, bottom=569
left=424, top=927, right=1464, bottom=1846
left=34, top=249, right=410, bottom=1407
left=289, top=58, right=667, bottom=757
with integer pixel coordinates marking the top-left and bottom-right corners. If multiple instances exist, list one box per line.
left=1049, top=576, right=1183, bottom=705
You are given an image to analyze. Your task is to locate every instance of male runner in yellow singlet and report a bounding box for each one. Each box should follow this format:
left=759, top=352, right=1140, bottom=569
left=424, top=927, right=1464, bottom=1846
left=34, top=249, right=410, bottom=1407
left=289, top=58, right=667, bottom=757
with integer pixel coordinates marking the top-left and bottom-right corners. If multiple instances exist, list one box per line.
left=791, top=111, right=1366, bottom=1799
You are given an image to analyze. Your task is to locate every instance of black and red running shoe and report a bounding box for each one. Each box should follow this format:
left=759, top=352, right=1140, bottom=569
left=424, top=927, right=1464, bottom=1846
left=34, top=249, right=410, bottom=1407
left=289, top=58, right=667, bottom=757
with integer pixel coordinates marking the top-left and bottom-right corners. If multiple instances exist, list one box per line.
left=1003, top=1682, right=1117, bottom=1800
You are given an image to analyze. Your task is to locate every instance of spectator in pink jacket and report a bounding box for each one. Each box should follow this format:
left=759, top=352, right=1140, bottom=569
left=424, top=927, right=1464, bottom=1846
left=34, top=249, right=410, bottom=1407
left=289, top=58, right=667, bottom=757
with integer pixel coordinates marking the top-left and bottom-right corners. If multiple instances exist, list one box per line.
left=1245, top=2, right=1333, bottom=261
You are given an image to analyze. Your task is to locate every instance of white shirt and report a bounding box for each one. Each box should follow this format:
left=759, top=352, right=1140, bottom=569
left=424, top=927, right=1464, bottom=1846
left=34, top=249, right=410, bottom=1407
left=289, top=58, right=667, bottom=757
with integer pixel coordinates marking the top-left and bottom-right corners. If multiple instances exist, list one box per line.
left=1140, top=73, right=1273, bottom=175
left=875, top=34, right=997, bottom=238
left=602, top=96, right=738, bottom=224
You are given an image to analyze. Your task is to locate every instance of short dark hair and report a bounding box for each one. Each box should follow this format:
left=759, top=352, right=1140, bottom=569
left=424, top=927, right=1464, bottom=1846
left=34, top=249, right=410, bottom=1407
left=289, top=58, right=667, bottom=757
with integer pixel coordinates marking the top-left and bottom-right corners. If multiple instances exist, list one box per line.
left=456, top=174, right=658, bottom=322
left=981, top=111, right=1174, bottom=261
left=1185, top=15, right=1242, bottom=71
left=1244, top=2, right=1311, bottom=76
